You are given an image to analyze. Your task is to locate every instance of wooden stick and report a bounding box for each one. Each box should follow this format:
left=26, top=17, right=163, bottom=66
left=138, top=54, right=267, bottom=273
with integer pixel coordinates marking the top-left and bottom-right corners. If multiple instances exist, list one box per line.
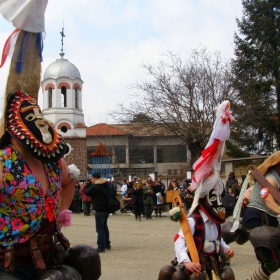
left=173, top=195, right=200, bottom=264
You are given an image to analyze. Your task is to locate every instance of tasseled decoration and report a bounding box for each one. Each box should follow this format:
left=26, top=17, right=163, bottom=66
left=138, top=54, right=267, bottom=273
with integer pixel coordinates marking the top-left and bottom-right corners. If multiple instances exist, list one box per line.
left=169, top=207, right=181, bottom=222
left=0, top=28, right=20, bottom=68
left=57, top=209, right=72, bottom=228
left=16, top=31, right=43, bottom=73
left=260, top=186, right=269, bottom=199
left=45, top=197, right=55, bottom=222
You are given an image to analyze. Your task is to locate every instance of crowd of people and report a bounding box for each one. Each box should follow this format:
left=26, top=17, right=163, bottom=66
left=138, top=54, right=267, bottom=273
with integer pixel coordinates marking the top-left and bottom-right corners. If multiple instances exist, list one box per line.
left=70, top=171, right=251, bottom=221
left=221, top=171, right=242, bottom=217
left=73, top=171, right=251, bottom=223
left=70, top=176, right=196, bottom=220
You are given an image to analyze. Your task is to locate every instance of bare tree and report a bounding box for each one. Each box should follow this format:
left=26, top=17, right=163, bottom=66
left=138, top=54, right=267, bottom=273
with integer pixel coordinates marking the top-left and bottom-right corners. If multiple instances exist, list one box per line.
left=111, top=46, right=234, bottom=164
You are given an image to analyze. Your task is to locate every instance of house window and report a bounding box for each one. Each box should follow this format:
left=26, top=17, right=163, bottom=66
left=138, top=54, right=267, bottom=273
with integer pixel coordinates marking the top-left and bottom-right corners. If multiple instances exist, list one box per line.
left=61, top=86, right=67, bottom=107
left=129, top=146, right=154, bottom=164
left=157, top=145, right=187, bottom=163
left=113, top=145, right=126, bottom=164
left=48, top=88, right=52, bottom=108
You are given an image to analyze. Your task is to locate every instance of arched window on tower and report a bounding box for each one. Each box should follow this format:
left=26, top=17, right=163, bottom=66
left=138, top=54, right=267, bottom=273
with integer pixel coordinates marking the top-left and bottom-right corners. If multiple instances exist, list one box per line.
left=61, top=86, right=67, bottom=107
left=75, top=87, right=79, bottom=109
left=48, top=87, right=52, bottom=108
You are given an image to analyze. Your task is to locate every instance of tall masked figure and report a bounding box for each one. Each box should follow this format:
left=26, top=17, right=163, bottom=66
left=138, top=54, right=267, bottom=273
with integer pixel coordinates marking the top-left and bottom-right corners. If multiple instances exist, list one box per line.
left=158, top=101, right=235, bottom=280
left=0, top=1, right=100, bottom=279
left=241, top=152, right=280, bottom=280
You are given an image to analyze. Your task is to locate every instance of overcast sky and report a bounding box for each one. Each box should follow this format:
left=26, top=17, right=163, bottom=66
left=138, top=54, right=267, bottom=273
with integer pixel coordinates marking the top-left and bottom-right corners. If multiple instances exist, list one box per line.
left=0, top=0, right=243, bottom=126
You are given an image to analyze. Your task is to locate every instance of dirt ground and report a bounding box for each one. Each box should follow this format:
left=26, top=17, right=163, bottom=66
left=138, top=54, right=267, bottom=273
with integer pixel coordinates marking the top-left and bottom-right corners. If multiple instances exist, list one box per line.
left=62, top=211, right=280, bottom=280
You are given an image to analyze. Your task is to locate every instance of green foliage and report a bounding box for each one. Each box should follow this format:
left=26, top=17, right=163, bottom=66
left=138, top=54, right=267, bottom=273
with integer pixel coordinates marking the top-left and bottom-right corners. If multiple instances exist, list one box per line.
left=225, top=140, right=251, bottom=158
left=231, top=0, right=280, bottom=154
left=130, top=113, right=154, bottom=123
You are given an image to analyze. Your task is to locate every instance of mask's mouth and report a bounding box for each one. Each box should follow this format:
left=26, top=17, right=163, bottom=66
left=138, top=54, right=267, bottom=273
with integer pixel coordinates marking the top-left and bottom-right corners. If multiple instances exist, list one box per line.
left=217, top=209, right=226, bottom=220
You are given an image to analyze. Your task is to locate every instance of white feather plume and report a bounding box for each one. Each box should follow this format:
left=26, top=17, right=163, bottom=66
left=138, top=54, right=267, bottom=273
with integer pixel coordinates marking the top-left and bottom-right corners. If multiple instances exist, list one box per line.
left=68, top=164, right=80, bottom=180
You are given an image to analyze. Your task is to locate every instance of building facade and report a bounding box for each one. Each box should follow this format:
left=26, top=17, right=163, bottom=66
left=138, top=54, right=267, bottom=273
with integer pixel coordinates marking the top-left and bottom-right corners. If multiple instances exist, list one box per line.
left=86, top=123, right=191, bottom=179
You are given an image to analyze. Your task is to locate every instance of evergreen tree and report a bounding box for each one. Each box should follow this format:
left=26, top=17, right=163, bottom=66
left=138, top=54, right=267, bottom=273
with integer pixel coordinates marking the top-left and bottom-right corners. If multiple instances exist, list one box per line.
left=231, top=0, right=280, bottom=154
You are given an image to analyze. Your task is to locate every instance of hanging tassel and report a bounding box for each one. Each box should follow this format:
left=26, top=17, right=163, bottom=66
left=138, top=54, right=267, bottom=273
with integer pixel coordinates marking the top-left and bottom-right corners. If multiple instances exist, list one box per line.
left=5, top=30, right=41, bottom=100
left=0, top=28, right=20, bottom=68
left=16, top=31, right=28, bottom=73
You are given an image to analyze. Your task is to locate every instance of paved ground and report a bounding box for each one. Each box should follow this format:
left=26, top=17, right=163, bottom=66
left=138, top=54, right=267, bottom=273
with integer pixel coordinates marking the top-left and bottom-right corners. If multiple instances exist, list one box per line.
left=62, top=211, right=280, bottom=280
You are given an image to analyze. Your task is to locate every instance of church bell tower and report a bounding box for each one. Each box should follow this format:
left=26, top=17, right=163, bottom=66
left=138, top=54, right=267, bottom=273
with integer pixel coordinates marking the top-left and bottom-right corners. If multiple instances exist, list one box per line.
left=41, top=27, right=87, bottom=179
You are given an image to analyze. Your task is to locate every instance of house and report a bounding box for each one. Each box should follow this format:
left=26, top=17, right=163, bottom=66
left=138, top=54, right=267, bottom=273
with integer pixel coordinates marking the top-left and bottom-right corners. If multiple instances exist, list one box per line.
left=86, top=123, right=191, bottom=180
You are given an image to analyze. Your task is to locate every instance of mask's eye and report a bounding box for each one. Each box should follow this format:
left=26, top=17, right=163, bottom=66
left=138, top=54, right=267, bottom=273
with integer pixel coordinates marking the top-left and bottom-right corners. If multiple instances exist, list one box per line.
left=25, top=113, right=37, bottom=121
left=209, top=196, right=217, bottom=202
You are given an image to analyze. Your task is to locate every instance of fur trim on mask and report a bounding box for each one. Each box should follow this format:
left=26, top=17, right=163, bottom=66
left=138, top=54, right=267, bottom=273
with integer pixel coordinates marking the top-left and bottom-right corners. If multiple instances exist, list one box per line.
left=68, top=164, right=81, bottom=180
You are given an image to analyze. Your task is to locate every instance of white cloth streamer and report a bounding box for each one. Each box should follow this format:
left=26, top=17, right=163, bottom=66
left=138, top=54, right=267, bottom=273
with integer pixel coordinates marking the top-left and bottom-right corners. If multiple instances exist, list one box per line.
left=0, top=0, right=48, bottom=32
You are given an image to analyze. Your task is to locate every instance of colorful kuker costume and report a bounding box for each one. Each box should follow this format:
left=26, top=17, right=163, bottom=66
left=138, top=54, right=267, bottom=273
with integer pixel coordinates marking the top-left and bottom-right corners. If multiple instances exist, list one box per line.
left=158, top=101, right=235, bottom=280
left=0, top=92, right=100, bottom=280
left=0, top=143, right=62, bottom=245
left=158, top=172, right=235, bottom=280
left=223, top=154, right=280, bottom=280
left=0, top=92, right=68, bottom=244
left=0, top=1, right=101, bottom=279
left=240, top=152, right=280, bottom=280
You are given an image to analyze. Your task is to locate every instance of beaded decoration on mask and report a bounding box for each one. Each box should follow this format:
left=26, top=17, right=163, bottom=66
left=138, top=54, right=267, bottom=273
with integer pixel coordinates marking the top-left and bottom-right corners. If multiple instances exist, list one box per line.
left=6, top=91, right=68, bottom=162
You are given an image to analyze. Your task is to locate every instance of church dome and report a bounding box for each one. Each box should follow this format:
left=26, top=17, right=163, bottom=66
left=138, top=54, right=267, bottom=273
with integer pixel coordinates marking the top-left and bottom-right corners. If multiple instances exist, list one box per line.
left=43, top=52, right=81, bottom=80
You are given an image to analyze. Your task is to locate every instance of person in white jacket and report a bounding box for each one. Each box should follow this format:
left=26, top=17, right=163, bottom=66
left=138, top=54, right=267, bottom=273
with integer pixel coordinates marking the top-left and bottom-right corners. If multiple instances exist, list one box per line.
left=174, top=207, right=234, bottom=276
left=121, top=179, right=128, bottom=196
left=158, top=172, right=235, bottom=280
left=158, top=101, right=235, bottom=279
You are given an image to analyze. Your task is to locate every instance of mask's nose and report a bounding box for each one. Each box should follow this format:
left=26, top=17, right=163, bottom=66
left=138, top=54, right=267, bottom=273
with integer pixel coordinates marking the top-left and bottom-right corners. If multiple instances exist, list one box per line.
left=36, top=118, right=48, bottom=127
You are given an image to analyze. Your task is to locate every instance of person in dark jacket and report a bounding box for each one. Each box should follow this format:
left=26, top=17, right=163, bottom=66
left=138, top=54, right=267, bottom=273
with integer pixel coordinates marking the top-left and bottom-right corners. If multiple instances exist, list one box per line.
left=107, top=178, right=117, bottom=215
left=131, top=180, right=144, bottom=221
left=225, top=172, right=238, bottom=192
left=73, top=181, right=81, bottom=214
left=108, top=179, right=116, bottom=197
left=179, top=179, right=194, bottom=213
left=152, top=180, right=165, bottom=217
left=221, top=188, right=236, bottom=217
left=143, top=181, right=154, bottom=220
left=85, top=173, right=111, bottom=253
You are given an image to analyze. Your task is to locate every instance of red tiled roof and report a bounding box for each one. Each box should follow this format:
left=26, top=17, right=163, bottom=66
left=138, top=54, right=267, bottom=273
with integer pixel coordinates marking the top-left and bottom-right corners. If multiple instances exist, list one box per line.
left=114, top=123, right=175, bottom=137
left=86, top=123, right=127, bottom=136
left=90, top=142, right=113, bottom=156
left=86, top=122, right=177, bottom=137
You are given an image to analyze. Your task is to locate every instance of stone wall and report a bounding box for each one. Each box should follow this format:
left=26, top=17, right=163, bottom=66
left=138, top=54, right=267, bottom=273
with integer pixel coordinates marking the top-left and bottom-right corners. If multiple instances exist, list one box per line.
left=63, top=136, right=87, bottom=180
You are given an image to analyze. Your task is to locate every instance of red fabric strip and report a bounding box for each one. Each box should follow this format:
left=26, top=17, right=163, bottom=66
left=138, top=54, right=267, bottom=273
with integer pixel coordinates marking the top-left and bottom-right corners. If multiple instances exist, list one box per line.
left=45, top=197, right=55, bottom=222
left=0, top=28, right=20, bottom=68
